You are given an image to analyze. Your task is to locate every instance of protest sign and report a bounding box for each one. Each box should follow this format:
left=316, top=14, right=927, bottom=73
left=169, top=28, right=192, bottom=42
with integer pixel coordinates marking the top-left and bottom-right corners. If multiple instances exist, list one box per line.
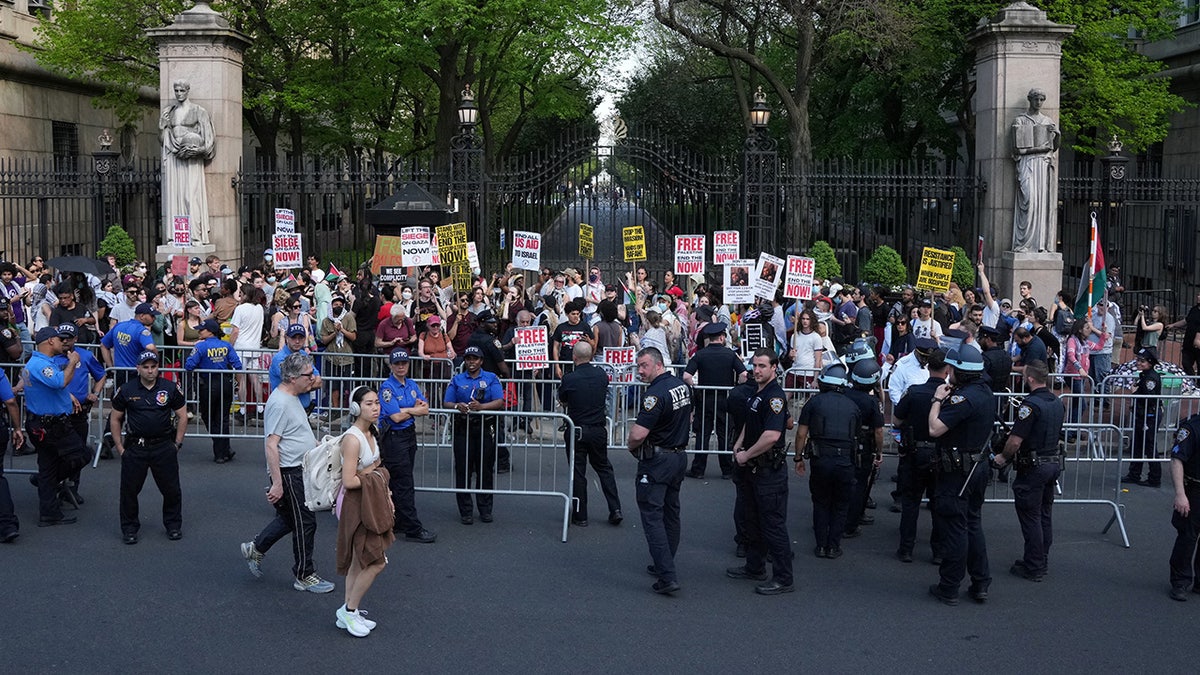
left=172, top=215, right=191, bottom=247
left=273, top=232, right=302, bottom=269
left=170, top=255, right=188, bottom=277
left=783, top=256, right=815, bottom=300
left=514, top=326, right=549, bottom=371
left=752, top=252, right=785, bottom=300
left=579, top=223, right=594, bottom=259
left=435, top=222, right=469, bottom=266
left=467, top=241, right=480, bottom=273
left=371, top=235, right=404, bottom=274
left=378, top=267, right=407, bottom=283
left=622, top=226, right=646, bottom=262
left=713, top=230, right=739, bottom=265
left=274, top=208, right=295, bottom=234
left=675, top=235, right=705, bottom=276
left=511, top=231, right=541, bottom=271
left=400, top=227, right=433, bottom=267
left=916, top=246, right=955, bottom=292
left=451, top=265, right=473, bottom=293
left=724, top=258, right=755, bottom=305
left=603, top=346, right=636, bottom=383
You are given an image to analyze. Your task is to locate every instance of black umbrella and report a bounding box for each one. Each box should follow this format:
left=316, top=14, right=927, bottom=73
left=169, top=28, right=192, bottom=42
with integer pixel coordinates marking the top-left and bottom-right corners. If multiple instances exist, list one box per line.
left=45, top=255, right=111, bottom=277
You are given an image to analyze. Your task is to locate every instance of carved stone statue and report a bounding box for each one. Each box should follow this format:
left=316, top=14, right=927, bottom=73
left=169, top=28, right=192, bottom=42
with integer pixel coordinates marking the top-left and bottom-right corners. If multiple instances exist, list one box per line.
left=160, top=80, right=215, bottom=244
left=1011, top=88, right=1060, bottom=253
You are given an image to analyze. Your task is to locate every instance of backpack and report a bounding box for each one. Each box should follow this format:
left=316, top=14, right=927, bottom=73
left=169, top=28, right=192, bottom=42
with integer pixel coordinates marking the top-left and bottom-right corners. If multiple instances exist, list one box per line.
left=302, top=433, right=346, bottom=511
left=1054, top=307, right=1074, bottom=336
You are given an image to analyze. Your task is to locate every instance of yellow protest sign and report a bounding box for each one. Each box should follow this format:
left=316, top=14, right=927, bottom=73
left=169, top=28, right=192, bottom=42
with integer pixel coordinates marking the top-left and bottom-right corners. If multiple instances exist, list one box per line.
left=622, top=225, right=646, bottom=262
left=579, top=223, right=594, bottom=259
left=451, top=264, right=473, bottom=294
left=916, top=246, right=955, bottom=292
left=435, top=222, right=469, bottom=266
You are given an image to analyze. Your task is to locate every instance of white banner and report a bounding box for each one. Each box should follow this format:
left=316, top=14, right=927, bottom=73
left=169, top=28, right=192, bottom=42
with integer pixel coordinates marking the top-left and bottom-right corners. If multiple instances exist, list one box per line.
left=514, top=326, right=549, bottom=371
left=511, top=231, right=541, bottom=272
left=467, top=241, right=480, bottom=273
left=400, top=227, right=433, bottom=267
left=603, top=346, right=636, bottom=383
left=274, top=208, right=295, bottom=234
left=674, top=234, right=705, bottom=276
left=273, top=232, right=303, bottom=269
left=783, top=256, right=816, bottom=300
left=724, top=258, right=755, bottom=305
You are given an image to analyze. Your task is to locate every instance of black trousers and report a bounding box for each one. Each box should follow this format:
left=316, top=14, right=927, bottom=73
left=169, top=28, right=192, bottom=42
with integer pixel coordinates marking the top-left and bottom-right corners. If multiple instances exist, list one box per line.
left=67, top=408, right=90, bottom=492
left=637, top=450, right=687, bottom=583
left=740, top=461, right=793, bottom=584
left=846, top=461, right=875, bottom=532
left=689, top=395, right=731, bottom=476
left=897, top=454, right=942, bottom=557
left=381, top=426, right=424, bottom=536
left=254, top=467, right=318, bottom=579
left=1126, top=412, right=1160, bottom=483
left=453, top=419, right=496, bottom=517
left=197, top=375, right=233, bottom=460
left=566, top=425, right=621, bottom=520
left=0, top=427, right=16, bottom=536
left=933, top=463, right=991, bottom=596
left=120, top=438, right=182, bottom=535
left=27, top=416, right=86, bottom=520
left=809, top=457, right=854, bottom=550
left=1012, top=461, right=1060, bottom=576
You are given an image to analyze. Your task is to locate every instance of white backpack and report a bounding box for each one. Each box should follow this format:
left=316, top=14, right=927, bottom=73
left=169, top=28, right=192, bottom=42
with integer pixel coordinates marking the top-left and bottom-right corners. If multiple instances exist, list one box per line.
left=302, top=433, right=345, bottom=511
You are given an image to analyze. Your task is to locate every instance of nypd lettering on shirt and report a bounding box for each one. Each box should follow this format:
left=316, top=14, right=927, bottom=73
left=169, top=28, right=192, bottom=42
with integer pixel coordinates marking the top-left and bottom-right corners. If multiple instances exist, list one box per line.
left=667, top=384, right=690, bottom=410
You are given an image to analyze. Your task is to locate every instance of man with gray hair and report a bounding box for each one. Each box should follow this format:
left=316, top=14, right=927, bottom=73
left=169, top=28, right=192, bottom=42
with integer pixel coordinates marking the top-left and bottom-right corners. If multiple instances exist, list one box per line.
left=558, top=341, right=622, bottom=527
left=241, top=351, right=334, bottom=593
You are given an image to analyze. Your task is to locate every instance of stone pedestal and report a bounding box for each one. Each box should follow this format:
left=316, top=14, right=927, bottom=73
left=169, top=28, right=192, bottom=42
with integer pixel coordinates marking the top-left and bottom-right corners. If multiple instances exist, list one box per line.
left=147, top=1, right=251, bottom=268
left=969, top=2, right=1073, bottom=299
left=155, top=243, right=215, bottom=268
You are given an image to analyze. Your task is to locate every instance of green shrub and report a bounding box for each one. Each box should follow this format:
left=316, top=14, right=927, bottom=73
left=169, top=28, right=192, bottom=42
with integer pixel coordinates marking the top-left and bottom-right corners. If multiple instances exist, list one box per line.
left=861, top=245, right=907, bottom=286
left=97, top=225, right=138, bottom=266
left=949, top=246, right=975, bottom=290
left=809, top=240, right=841, bottom=280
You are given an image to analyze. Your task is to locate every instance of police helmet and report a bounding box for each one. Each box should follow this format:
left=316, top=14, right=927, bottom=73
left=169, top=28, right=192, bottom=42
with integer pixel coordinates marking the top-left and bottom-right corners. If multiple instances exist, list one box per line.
left=843, top=338, right=876, bottom=365
left=816, top=362, right=849, bottom=388
left=850, top=358, right=881, bottom=386
left=945, top=342, right=985, bottom=372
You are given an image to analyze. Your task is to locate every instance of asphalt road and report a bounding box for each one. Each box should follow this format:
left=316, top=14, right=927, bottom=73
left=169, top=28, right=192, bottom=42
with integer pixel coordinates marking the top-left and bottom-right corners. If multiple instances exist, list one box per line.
left=1, top=439, right=1193, bottom=672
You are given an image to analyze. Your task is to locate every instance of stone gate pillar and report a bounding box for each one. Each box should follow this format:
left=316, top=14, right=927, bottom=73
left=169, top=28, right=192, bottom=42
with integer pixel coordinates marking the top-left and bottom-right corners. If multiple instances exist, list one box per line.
left=969, top=2, right=1073, bottom=300
left=147, top=1, right=251, bottom=267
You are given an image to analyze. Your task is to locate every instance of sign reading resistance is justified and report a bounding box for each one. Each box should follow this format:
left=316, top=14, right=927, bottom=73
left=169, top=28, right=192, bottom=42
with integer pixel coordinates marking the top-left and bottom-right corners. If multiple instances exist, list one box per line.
left=916, top=246, right=955, bottom=292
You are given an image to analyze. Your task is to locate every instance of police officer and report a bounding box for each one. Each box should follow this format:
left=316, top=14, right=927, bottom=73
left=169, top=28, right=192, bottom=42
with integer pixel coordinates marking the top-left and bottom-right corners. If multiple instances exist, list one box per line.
left=378, top=347, right=435, bottom=543
left=992, top=360, right=1064, bottom=582
left=726, top=372, right=759, bottom=559
left=0, top=366, right=26, bottom=542
left=444, top=345, right=504, bottom=524
left=184, top=319, right=243, bottom=463
left=892, top=349, right=949, bottom=564
left=843, top=357, right=884, bottom=538
left=927, top=342, right=994, bottom=605
left=23, top=326, right=83, bottom=527
left=468, top=310, right=510, bottom=473
left=559, top=341, right=622, bottom=527
left=53, top=323, right=107, bottom=506
left=1168, top=411, right=1200, bottom=601
left=269, top=323, right=322, bottom=412
left=683, top=322, right=746, bottom=479
left=110, top=350, right=188, bottom=544
left=794, top=362, right=860, bottom=559
left=100, top=302, right=158, bottom=389
left=727, top=348, right=793, bottom=595
left=627, top=346, right=691, bottom=595
left=978, top=325, right=1012, bottom=394
left=1123, top=346, right=1163, bottom=487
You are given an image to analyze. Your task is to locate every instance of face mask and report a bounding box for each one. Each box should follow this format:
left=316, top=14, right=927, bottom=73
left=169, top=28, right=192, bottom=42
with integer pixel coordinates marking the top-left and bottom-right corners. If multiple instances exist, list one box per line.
left=268, top=277, right=276, bottom=284
left=656, top=303, right=667, bottom=313
left=332, top=305, right=344, bottom=316
left=402, top=290, right=412, bottom=300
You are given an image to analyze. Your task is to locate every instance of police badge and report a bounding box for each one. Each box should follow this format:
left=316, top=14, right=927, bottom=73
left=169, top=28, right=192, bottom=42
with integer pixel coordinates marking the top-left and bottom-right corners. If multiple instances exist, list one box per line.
left=769, top=397, right=784, bottom=414
left=155, top=391, right=169, bottom=406
left=643, top=395, right=658, bottom=411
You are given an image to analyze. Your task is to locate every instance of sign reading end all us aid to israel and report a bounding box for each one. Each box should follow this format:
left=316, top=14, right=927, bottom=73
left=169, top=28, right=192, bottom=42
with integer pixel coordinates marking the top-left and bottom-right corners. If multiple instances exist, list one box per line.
left=511, top=231, right=541, bottom=272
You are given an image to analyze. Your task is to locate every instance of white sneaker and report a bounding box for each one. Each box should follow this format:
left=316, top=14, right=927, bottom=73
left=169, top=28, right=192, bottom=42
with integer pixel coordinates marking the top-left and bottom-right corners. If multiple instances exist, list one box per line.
left=335, top=605, right=370, bottom=637
left=336, top=604, right=377, bottom=630
left=293, top=573, right=335, bottom=593
left=240, top=542, right=264, bottom=578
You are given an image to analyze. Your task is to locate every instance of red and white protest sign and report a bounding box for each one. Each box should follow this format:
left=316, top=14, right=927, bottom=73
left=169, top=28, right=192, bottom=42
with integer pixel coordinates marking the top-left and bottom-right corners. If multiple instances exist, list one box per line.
left=400, top=227, right=433, bottom=267
left=603, top=346, right=636, bottom=383
left=172, top=215, right=191, bottom=247
left=783, top=256, right=816, bottom=300
left=713, top=230, right=740, bottom=265
left=274, top=208, right=295, bottom=234
left=272, top=232, right=303, bottom=269
left=511, top=231, right=541, bottom=272
left=674, top=235, right=706, bottom=276
left=514, top=326, right=549, bottom=371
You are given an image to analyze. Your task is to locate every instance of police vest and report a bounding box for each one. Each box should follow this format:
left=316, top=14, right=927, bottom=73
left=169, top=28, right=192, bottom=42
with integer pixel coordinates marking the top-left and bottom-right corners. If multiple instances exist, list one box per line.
left=810, top=390, right=860, bottom=447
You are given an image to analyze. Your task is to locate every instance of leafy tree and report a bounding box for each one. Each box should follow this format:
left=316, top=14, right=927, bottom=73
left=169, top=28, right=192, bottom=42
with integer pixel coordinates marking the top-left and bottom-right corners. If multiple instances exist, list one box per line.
left=949, top=246, right=975, bottom=290
left=97, top=225, right=139, bottom=267
left=862, top=245, right=907, bottom=286
left=808, top=240, right=841, bottom=281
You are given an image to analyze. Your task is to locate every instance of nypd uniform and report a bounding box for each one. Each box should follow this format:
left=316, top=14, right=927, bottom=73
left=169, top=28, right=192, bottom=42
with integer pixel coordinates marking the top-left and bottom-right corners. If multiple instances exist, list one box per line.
left=798, top=384, right=860, bottom=557
left=444, top=365, right=504, bottom=520
left=559, top=361, right=622, bottom=524
left=112, top=353, right=186, bottom=541
left=185, top=331, right=243, bottom=462
left=734, top=378, right=792, bottom=587
left=1169, top=414, right=1200, bottom=596
left=726, top=379, right=759, bottom=556
left=52, top=324, right=106, bottom=500
left=468, top=319, right=511, bottom=472
left=379, top=357, right=431, bottom=538
left=24, top=343, right=84, bottom=523
left=101, top=317, right=155, bottom=388
left=893, top=375, right=947, bottom=563
left=1007, top=385, right=1065, bottom=580
left=1125, top=358, right=1163, bottom=486
left=634, top=370, right=692, bottom=587
left=684, top=330, right=746, bottom=478
left=843, top=386, right=884, bottom=537
left=0, top=370, right=21, bottom=539
left=930, top=364, right=994, bottom=602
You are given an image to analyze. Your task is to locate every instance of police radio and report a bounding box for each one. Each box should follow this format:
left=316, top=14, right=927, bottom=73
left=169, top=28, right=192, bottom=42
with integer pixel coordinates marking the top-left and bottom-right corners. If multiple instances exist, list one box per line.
left=474, top=380, right=487, bottom=402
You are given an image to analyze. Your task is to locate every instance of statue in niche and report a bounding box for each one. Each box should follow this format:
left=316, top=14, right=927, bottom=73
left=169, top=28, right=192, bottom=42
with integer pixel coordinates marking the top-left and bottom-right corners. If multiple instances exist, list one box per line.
left=160, top=79, right=215, bottom=244
left=1011, top=87, right=1060, bottom=253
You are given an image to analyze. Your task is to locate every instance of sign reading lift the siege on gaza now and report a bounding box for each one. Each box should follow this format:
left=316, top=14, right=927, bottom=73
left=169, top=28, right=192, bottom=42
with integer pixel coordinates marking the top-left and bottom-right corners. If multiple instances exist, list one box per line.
left=674, top=234, right=705, bottom=276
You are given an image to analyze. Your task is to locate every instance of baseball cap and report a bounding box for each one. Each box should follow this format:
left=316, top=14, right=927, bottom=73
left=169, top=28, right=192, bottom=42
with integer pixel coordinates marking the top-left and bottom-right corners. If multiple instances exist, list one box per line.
left=220, top=266, right=233, bottom=276
left=920, top=298, right=933, bottom=307
left=1000, top=298, right=1012, bottom=308
left=427, top=315, right=442, bottom=326
left=463, top=346, right=484, bottom=358
left=666, top=286, right=683, bottom=298
left=477, top=310, right=498, bottom=323
left=34, top=326, right=59, bottom=343
left=389, top=348, right=411, bottom=364
left=978, top=325, right=1002, bottom=339
left=138, top=350, right=159, bottom=364
left=135, top=302, right=160, bottom=316
left=56, top=323, right=78, bottom=338
left=198, top=319, right=221, bottom=335
left=286, top=323, right=307, bottom=338
left=331, top=294, right=347, bottom=304
left=189, top=257, right=202, bottom=265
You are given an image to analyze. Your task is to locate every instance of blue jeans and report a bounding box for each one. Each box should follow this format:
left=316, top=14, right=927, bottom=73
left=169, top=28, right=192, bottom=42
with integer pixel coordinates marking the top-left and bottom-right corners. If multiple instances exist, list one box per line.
left=254, top=467, right=317, bottom=579
left=1090, top=353, right=1112, bottom=395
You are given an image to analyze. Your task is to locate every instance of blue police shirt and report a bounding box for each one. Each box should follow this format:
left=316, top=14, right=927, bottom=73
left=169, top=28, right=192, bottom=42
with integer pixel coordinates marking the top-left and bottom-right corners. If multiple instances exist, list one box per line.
left=22, top=351, right=72, bottom=415
left=101, top=318, right=155, bottom=368
left=185, top=336, right=244, bottom=372
left=268, top=344, right=319, bottom=409
left=0, top=369, right=14, bottom=402
left=53, top=347, right=106, bottom=402
left=445, top=369, right=503, bottom=406
left=379, top=374, right=427, bottom=431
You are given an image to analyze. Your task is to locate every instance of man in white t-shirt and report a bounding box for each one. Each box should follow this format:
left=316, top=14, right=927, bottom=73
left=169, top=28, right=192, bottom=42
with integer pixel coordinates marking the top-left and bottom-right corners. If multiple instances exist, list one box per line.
left=976, top=262, right=1002, bottom=328
left=911, top=299, right=944, bottom=343
left=240, top=351, right=334, bottom=594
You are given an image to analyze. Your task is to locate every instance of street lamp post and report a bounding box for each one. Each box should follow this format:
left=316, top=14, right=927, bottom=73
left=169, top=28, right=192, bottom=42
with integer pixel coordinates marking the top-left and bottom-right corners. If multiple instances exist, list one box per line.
left=743, top=87, right=780, bottom=257
left=92, top=129, right=120, bottom=249
left=450, top=84, right=486, bottom=266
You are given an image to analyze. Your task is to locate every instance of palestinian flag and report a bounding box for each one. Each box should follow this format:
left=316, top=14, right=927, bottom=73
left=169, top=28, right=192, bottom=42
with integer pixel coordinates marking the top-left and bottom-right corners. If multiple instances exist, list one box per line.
left=619, top=280, right=636, bottom=306
left=327, top=263, right=344, bottom=280
left=1074, top=214, right=1107, bottom=319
